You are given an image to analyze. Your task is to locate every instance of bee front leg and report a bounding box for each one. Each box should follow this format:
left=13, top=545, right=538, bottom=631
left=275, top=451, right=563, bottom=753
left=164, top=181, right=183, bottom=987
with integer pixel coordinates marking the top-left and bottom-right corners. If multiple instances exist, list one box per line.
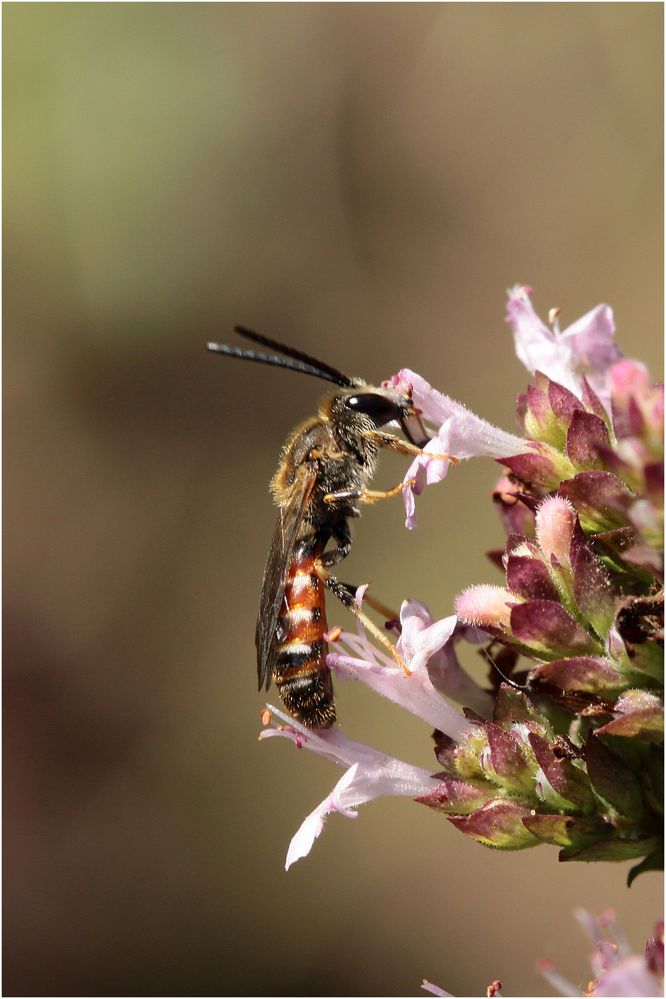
left=362, top=430, right=459, bottom=464
left=323, top=479, right=416, bottom=506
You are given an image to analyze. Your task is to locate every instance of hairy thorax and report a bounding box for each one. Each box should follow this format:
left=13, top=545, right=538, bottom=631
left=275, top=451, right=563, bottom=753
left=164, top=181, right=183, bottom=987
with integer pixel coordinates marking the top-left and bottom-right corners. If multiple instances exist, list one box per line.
left=270, top=415, right=379, bottom=522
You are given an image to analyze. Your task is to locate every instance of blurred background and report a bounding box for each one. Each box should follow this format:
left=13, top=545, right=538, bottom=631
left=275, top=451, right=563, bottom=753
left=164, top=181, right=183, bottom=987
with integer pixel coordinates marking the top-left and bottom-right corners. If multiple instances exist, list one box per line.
left=4, top=3, right=663, bottom=996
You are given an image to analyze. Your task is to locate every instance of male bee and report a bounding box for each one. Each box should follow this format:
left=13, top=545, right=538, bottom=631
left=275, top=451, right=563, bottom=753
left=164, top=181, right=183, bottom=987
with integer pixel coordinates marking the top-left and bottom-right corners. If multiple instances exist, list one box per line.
left=207, top=326, right=445, bottom=729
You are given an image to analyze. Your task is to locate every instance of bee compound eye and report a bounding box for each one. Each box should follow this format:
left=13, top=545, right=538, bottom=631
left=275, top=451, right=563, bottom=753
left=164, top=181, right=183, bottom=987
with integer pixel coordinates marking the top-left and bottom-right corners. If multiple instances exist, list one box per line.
left=344, top=393, right=401, bottom=426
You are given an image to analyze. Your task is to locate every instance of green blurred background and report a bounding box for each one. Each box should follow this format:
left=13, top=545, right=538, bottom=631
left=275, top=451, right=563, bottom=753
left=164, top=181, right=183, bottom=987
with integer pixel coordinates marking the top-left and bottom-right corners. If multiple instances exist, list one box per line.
left=4, top=3, right=663, bottom=996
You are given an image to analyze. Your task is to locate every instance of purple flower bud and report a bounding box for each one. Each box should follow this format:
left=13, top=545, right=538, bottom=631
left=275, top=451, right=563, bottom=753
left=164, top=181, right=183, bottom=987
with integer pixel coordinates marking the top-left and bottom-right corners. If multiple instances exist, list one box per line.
left=559, top=470, right=634, bottom=532
left=505, top=554, right=560, bottom=601
left=510, top=599, right=600, bottom=657
left=528, top=732, right=596, bottom=813
left=416, top=774, right=496, bottom=815
left=569, top=520, right=616, bottom=637
left=530, top=655, right=626, bottom=695
left=645, top=922, right=665, bottom=979
left=500, top=445, right=574, bottom=491
left=595, top=690, right=664, bottom=743
left=483, top=722, right=536, bottom=795
left=493, top=683, right=550, bottom=728
left=566, top=410, right=612, bottom=470
left=447, top=798, right=538, bottom=849
left=522, top=812, right=605, bottom=848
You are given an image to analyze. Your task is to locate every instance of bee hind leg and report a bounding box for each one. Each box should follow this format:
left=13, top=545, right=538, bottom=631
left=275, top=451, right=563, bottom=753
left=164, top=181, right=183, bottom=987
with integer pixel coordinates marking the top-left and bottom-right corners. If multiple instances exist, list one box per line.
left=337, top=582, right=399, bottom=625
left=316, top=566, right=410, bottom=676
left=315, top=523, right=410, bottom=674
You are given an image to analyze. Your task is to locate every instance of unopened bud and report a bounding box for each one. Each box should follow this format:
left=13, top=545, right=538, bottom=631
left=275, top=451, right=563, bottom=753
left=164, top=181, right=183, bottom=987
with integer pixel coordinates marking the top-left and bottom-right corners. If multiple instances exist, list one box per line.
left=535, top=496, right=576, bottom=565
left=455, top=585, right=514, bottom=629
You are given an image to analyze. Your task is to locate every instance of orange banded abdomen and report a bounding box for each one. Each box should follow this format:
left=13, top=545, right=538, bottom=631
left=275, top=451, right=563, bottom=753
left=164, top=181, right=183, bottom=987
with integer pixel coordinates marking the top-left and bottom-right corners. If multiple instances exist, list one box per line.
left=273, top=540, right=336, bottom=729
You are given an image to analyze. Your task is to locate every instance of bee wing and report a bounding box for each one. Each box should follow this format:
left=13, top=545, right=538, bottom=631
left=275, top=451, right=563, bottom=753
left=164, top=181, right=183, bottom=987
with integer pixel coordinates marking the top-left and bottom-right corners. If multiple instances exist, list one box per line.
left=256, top=461, right=318, bottom=690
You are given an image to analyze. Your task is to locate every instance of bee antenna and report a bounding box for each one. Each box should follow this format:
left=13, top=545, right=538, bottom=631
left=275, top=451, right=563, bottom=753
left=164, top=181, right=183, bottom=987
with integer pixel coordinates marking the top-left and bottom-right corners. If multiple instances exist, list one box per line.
left=232, top=325, right=356, bottom=388
left=206, top=341, right=353, bottom=387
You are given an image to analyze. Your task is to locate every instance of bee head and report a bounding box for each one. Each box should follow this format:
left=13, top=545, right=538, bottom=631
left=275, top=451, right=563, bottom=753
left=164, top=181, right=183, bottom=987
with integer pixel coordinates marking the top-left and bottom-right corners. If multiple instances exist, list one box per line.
left=326, top=384, right=430, bottom=448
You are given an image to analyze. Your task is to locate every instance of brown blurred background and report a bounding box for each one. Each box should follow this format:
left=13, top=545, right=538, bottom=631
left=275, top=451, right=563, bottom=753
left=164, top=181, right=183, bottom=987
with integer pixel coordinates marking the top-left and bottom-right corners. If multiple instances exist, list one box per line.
left=4, top=3, right=663, bottom=996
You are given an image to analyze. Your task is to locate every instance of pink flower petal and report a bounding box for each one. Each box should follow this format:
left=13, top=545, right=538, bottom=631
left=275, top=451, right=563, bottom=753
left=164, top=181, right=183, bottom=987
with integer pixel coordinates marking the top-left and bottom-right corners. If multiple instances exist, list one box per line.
left=561, top=303, right=621, bottom=377
left=398, top=599, right=458, bottom=672
left=259, top=705, right=440, bottom=868
left=506, top=285, right=622, bottom=409
left=395, top=371, right=524, bottom=527
left=285, top=765, right=359, bottom=870
left=398, top=369, right=525, bottom=460
left=540, top=910, right=664, bottom=997
left=421, top=981, right=452, bottom=997
left=330, top=651, right=471, bottom=736
left=591, top=955, right=663, bottom=997
left=328, top=594, right=480, bottom=736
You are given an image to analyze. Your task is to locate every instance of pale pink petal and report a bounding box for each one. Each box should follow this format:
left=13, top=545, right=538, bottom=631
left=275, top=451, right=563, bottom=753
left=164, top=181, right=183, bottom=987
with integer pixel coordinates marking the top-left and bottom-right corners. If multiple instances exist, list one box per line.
left=421, top=981, right=453, bottom=997
left=330, top=651, right=472, bottom=737
left=285, top=765, right=359, bottom=870
left=395, top=372, right=524, bottom=528
left=427, top=623, right=495, bottom=716
left=398, top=369, right=525, bottom=459
left=331, top=596, right=492, bottom=721
left=609, top=359, right=652, bottom=403
left=560, top=303, right=621, bottom=377
left=506, top=284, right=567, bottom=384
left=591, top=956, right=662, bottom=997
left=538, top=958, right=581, bottom=997
left=506, top=285, right=622, bottom=408
left=329, top=595, right=476, bottom=737
left=260, top=705, right=440, bottom=868
left=398, top=599, right=458, bottom=672
left=402, top=435, right=444, bottom=529
left=403, top=475, right=419, bottom=530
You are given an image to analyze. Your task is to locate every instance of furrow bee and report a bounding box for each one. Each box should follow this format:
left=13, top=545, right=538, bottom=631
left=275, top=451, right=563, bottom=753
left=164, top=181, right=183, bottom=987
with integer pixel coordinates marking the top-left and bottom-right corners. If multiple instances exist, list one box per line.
left=208, top=326, right=444, bottom=729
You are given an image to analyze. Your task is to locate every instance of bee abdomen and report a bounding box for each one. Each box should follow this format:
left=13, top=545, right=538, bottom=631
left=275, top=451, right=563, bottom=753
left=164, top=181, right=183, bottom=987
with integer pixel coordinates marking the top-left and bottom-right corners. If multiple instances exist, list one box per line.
left=273, top=547, right=336, bottom=729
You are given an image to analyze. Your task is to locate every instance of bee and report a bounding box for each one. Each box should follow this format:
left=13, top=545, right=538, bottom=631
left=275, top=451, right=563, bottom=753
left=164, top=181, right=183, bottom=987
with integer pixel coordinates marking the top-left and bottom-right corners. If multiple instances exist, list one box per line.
left=207, top=326, right=447, bottom=729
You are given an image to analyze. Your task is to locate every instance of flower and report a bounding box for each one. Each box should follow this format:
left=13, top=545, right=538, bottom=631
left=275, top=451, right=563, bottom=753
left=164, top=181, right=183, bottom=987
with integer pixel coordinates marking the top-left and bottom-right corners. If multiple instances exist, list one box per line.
left=539, top=910, right=664, bottom=997
left=506, top=284, right=622, bottom=410
left=422, top=911, right=663, bottom=997
left=328, top=591, right=493, bottom=723
left=398, top=286, right=629, bottom=528
left=389, top=370, right=526, bottom=529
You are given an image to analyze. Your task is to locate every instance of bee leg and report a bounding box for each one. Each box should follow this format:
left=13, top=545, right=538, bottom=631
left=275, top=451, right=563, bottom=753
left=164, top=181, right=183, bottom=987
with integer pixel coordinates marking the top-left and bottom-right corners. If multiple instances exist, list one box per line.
left=361, top=480, right=416, bottom=504
left=321, top=573, right=411, bottom=675
left=323, top=479, right=416, bottom=506
left=362, top=429, right=459, bottom=464
left=315, top=530, right=410, bottom=675
left=338, top=583, right=399, bottom=624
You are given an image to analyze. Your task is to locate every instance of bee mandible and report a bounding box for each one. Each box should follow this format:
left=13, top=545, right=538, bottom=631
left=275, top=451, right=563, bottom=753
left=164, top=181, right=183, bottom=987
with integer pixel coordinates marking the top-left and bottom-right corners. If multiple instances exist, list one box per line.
left=207, top=326, right=453, bottom=729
